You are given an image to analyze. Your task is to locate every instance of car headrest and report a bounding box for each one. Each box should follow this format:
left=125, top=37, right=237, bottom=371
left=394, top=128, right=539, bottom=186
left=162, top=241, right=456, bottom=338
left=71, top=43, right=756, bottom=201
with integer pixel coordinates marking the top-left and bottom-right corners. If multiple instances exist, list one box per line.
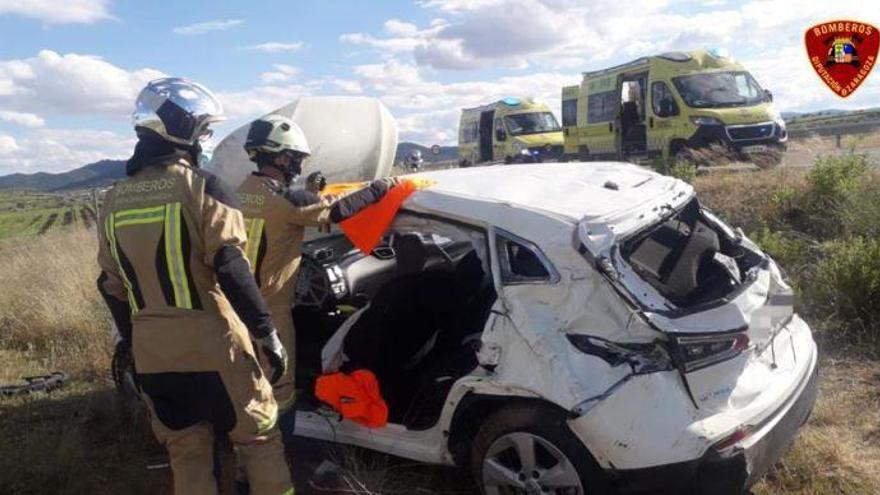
left=665, top=221, right=720, bottom=299
left=392, top=233, right=427, bottom=275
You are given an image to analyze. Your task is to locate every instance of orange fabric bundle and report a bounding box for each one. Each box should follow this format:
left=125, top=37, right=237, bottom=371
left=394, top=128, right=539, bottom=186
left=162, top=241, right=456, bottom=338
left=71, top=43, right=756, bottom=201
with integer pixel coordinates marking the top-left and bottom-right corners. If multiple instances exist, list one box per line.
left=323, top=178, right=434, bottom=254
left=315, top=370, right=389, bottom=428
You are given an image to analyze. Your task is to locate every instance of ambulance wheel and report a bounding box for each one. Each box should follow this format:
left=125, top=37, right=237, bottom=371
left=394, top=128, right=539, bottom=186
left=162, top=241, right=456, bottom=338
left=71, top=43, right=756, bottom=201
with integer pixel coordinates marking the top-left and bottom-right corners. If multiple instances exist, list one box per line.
left=504, top=156, right=513, bottom=164
left=672, top=147, right=694, bottom=166
left=471, top=405, right=611, bottom=495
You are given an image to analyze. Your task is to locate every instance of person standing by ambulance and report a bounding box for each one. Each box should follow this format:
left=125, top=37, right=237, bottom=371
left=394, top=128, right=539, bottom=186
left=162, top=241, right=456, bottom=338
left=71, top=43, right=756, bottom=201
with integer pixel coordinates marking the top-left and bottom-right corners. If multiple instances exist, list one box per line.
left=96, top=78, right=292, bottom=495
left=235, top=114, right=399, bottom=443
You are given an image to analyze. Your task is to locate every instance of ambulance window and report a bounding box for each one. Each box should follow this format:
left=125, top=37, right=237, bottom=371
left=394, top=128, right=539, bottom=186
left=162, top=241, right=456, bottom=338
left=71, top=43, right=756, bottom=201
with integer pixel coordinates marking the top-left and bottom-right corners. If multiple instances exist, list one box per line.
left=587, top=91, right=616, bottom=123
left=735, top=74, right=760, bottom=98
left=496, top=230, right=559, bottom=285
left=461, top=121, right=478, bottom=143
left=494, top=118, right=507, bottom=140
left=562, top=99, right=577, bottom=126
left=651, top=82, right=679, bottom=117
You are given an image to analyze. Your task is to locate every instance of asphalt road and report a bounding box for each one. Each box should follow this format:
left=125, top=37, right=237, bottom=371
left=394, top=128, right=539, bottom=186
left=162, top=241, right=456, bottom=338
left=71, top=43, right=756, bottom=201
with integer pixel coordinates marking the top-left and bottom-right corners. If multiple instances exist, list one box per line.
left=782, top=145, right=880, bottom=168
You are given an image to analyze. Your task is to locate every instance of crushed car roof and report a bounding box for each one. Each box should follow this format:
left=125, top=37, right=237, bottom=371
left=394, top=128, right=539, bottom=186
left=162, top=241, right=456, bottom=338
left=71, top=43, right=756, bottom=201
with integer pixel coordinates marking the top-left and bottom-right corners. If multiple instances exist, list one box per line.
left=405, top=162, right=693, bottom=225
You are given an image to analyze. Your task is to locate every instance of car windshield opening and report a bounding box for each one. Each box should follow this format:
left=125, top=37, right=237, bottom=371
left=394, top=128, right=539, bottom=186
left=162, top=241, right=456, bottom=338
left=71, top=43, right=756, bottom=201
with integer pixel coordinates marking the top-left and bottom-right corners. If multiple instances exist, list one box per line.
left=619, top=199, right=765, bottom=308
left=672, top=71, right=766, bottom=109
left=504, top=112, right=561, bottom=135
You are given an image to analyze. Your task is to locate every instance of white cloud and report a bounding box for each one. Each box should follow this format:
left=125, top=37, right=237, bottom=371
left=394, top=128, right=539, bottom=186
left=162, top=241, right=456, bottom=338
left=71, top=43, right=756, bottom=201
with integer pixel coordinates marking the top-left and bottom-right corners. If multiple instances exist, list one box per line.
left=348, top=0, right=880, bottom=73
left=330, top=78, right=363, bottom=94
left=0, top=0, right=114, bottom=24
left=0, top=110, right=44, bottom=128
left=353, top=60, right=423, bottom=91
left=0, top=50, right=164, bottom=118
left=0, top=135, right=18, bottom=156
left=173, top=19, right=244, bottom=35
left=415, top=0, right=505, bottom=13
left=215, top=84, right=315, bottom=127
left=340, top=32, right=424, bottom=54
left=341, top=20, right=449, bottom=58
left=384, top=19, right=420, bottom=36
left=348, top=58, right=573, bottom=144
left=242, top=42, right=305, bottom=53
left=0, top=128, right=135, bottom=174
left=259, top=64, right=300, bottom=84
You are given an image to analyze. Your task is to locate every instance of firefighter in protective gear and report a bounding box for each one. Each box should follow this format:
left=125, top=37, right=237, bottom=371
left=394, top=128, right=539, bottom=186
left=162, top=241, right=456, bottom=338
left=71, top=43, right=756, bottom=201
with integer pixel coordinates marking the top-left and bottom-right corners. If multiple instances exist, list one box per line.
left=405, top=149, right=423, bottom=171
left=96, top=77, right=293, bottom=495
left=236, top=114, right=400, bottom=435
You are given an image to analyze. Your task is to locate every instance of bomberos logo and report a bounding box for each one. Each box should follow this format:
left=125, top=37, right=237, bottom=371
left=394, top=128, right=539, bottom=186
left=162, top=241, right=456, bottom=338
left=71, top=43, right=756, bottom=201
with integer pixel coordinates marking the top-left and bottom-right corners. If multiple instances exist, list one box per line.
left=805, top=20, right=878, bottom=97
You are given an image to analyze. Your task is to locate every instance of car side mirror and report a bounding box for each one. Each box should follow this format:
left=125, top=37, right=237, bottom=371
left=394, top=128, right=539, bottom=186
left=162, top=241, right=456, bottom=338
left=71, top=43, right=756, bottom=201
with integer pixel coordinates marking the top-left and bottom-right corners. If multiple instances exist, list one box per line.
left=495, top=129, right=507, bottom=142
left=764, top=89, right=773, bottom=102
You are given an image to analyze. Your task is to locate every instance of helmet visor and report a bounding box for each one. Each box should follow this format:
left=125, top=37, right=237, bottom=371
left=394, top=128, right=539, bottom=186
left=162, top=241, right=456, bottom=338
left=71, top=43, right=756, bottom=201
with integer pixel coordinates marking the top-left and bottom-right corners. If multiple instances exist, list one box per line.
left=150, top=78, right=224, bottom=119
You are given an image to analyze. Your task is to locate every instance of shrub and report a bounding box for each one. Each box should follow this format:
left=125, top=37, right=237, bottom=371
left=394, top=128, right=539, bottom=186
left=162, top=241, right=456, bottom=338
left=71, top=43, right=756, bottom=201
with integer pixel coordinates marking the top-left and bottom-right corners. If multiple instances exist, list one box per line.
left=668, top=161, right=697, bottom=183
left=694, top=168, right=808, bottom=233
left=840, top=173, right=880, bottom=240
left=749, top=228, right=818, bottom=278
left=737, top=153, right=875, bottom=240
left=807, top=153, right=868, bottom=206
left=807, top=237, right=880, bottom=344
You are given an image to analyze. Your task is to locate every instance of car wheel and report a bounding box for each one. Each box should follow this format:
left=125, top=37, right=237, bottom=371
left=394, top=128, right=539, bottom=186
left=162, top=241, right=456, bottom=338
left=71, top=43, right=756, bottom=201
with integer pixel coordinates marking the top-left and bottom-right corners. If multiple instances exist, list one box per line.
left=471, top=405, right=611, bottom=495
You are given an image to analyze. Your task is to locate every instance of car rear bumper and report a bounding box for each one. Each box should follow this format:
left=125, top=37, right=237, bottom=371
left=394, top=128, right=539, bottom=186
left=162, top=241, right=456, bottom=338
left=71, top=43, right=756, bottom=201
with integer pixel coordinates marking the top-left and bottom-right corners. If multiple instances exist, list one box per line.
left=609, top=358, right=819, bottom=494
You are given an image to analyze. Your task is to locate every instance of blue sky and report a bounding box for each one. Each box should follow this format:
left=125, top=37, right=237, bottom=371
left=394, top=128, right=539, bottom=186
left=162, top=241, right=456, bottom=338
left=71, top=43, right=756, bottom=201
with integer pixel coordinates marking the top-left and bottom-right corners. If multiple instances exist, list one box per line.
left=0, top=0, right=878, bottom=174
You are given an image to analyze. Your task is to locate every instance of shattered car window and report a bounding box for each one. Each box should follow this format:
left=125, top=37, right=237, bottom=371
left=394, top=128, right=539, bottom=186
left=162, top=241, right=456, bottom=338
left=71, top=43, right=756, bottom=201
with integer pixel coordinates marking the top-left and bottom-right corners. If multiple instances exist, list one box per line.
left=620, top=199, right=764, bottom=308
left=497, top=232, right=555, bottom=284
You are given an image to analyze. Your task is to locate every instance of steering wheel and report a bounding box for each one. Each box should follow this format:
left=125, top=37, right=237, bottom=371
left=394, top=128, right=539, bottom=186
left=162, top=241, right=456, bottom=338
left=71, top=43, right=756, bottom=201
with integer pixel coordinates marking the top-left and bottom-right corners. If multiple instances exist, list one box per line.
left=295, top=256, right=334, bottom=310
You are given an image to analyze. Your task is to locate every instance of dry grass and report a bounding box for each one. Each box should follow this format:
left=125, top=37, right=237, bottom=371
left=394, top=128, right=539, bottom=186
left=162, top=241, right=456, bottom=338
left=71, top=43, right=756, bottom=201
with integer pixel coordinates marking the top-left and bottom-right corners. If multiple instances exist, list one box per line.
left=0, top=227, right=170, bottom=494
left=694, top=167, right=809, bottom=233
left=752, top=357, right=880, bottom=494
left=0, top=227, right=112, bottom=382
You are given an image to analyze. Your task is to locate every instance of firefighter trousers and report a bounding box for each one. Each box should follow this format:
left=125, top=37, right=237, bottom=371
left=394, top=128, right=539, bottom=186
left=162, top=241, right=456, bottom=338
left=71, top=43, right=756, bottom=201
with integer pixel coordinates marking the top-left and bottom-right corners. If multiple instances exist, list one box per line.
left=139, top=356, right=293, bottom=495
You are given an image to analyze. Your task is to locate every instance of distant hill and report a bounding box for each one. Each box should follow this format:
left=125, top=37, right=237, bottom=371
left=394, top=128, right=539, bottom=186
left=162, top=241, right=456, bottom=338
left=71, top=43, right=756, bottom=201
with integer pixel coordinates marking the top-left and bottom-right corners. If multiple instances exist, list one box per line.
left=784, top=108, right=871, bottom=124
left=0, top=159, right=126, bottom=191
left=0, top=142, right=460, bottom=191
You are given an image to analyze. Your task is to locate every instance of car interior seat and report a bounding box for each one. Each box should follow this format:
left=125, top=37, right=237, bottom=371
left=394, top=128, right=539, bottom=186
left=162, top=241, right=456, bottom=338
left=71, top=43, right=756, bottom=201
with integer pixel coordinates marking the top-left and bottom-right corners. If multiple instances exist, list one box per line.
left=664, top=221, right=721, bottom=303
left=394, top=232, right=428, bottom=275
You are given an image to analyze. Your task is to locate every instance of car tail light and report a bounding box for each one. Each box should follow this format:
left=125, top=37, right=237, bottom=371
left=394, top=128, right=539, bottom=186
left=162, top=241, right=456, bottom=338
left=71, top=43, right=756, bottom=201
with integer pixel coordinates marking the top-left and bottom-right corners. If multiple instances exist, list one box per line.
left=672, top=330, right=749, bottom=372
left=713, top=425, right=752, bottom=452
left=565, top=334, right=672, bottom=374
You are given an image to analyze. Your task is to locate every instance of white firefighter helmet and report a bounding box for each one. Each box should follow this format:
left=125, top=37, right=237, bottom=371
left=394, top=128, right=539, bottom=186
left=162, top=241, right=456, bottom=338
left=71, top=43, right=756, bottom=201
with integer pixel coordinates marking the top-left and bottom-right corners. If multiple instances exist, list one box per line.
left=132, top=77, right=225, bottom=147
left=244, top=114, right=311, bottom=158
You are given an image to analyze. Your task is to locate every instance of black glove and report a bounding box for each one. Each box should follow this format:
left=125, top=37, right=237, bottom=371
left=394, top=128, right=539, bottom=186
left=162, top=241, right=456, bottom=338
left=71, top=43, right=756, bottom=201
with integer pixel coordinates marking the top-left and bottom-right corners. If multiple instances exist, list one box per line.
left=373, top=177, right=402, bottom=190
left=306, top=171, right=327, bottom=194
left=256, top=330, right=288, bottom=384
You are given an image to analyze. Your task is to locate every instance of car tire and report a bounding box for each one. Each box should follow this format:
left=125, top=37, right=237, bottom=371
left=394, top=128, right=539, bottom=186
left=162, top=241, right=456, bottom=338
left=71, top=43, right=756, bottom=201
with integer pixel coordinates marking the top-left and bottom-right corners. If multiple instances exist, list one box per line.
left=471, top=405, right=612, bottom=495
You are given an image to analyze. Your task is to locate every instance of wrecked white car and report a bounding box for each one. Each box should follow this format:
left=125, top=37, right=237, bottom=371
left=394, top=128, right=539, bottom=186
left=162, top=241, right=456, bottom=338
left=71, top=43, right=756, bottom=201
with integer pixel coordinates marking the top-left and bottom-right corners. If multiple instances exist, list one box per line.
left=291, top=161, right=818, bottom=495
